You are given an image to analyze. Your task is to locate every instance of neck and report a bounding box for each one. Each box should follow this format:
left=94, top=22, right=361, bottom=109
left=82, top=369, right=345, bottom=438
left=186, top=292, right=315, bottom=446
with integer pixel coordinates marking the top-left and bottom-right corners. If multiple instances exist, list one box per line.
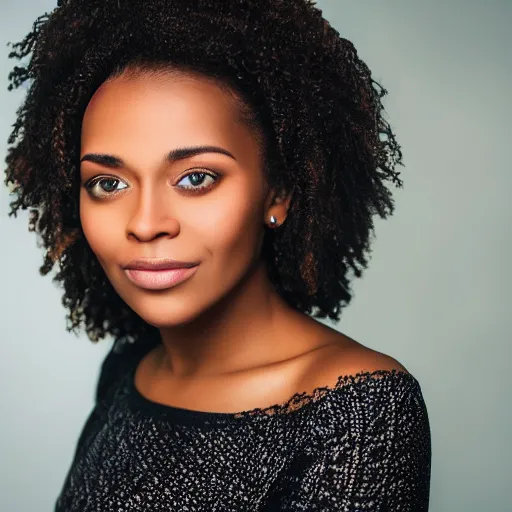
left=155, top=261, right=308, bottom=379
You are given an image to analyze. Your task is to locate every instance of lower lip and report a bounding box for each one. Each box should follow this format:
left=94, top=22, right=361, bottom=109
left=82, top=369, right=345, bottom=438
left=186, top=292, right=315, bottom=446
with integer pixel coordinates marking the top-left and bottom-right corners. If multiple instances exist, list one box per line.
left=124, top=266, right=199, bottom=290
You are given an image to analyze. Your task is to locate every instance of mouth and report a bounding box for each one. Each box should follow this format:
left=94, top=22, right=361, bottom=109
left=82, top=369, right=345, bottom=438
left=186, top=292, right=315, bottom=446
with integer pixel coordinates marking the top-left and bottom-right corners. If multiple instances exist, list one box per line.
left=124, top=265, right=199, bottom=290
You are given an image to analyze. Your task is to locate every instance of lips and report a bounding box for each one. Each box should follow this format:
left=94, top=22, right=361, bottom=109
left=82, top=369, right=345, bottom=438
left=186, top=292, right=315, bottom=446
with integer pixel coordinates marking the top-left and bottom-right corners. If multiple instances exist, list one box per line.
left=124, top=266, right=199, bottom=290
left=122, top=258, right=200, bottom=290
left=123, top=258, right=199, bottom=271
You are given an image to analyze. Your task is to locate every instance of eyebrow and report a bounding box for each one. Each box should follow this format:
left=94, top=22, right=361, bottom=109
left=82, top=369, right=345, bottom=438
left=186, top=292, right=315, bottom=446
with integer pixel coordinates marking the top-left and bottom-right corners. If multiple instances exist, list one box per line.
left=80, top=145, right=237, bottom=167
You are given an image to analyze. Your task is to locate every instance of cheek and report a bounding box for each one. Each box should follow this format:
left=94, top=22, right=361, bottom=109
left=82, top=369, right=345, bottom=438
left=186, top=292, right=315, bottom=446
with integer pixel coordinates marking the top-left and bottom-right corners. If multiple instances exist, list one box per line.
left=204, top=199, right=264, bottom=284
left=198, top=185, right=263, bottom=255
left=79, top=196, right=121, bottom=265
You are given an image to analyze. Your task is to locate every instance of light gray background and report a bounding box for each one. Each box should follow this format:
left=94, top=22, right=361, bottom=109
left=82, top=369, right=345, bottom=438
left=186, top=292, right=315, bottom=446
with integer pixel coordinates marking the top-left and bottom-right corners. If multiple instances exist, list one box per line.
left=1, top=1, right=510, bottom=510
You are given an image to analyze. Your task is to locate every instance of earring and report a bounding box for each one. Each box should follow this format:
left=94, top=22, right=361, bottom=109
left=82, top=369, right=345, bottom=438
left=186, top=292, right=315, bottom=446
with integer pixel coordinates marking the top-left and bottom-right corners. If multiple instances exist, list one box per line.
left=269, top=215, right=278, bottom=227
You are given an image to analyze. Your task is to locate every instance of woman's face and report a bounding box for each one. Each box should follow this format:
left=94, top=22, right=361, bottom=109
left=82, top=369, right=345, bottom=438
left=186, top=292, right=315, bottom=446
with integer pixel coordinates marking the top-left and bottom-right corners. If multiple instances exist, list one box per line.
left=79, top=70, right=274, bottom=327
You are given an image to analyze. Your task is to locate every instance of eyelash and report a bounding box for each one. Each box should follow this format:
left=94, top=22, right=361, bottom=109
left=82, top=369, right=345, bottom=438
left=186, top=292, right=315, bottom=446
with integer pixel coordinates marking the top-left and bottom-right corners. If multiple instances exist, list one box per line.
left=84, top=169, right=219, bottom=199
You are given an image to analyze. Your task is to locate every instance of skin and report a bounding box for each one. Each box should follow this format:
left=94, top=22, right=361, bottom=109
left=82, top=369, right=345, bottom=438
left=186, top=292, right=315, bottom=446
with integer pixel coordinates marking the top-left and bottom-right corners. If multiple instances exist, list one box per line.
left=79, top=68, right=406, bottom=413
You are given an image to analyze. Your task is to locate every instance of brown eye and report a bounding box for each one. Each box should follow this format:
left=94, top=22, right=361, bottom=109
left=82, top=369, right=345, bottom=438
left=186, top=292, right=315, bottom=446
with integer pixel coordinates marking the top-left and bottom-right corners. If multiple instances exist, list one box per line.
left=85, top=176, right=128, bottom=199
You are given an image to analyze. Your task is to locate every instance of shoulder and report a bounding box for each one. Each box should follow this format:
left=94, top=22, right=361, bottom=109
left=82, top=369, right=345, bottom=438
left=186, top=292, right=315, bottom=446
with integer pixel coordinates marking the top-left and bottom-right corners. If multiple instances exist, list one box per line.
left=300, top=332, right=430, bottom=435
left=96, top=336, right=159, bottom=403
left=299, top=330, right=411, bottom=394
left=296, top=331, right=430, bottom=451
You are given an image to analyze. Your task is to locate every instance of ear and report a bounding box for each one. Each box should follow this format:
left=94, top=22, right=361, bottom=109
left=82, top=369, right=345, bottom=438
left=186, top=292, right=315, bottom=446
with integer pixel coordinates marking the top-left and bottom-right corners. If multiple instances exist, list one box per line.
left=264, top=185, right=294, bottom=227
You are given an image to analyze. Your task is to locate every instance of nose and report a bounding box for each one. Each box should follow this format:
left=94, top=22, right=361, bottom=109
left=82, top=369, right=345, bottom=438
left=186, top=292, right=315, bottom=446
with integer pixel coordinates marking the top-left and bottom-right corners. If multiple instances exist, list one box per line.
left=125, top=185, right=180, bottom=242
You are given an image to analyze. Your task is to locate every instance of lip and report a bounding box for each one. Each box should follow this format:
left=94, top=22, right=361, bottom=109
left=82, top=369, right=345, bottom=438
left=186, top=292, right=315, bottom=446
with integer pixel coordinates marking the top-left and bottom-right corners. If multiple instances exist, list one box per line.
left=123, top=258, right=199, bottom=271
left=124, top=266, right=199, bottom=290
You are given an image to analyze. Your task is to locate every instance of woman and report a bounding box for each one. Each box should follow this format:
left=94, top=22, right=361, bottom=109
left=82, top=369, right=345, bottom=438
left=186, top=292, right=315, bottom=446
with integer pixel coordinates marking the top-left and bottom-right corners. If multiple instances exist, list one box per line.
left=5, top=0, right=431, bottom=510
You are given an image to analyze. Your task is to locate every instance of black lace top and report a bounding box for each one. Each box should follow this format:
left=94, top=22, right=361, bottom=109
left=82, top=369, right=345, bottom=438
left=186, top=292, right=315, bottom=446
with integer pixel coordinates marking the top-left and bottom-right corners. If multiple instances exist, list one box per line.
left=54, top=338, right=431, bottom=511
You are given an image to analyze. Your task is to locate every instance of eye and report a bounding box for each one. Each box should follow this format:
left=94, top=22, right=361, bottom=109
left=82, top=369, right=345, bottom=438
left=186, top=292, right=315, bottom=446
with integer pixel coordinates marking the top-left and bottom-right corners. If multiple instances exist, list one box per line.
left=83, top=169, right=219, bottom=199
left=84, top=176, right=128, bottom=199
left=175, top=170, right=219, bottom=193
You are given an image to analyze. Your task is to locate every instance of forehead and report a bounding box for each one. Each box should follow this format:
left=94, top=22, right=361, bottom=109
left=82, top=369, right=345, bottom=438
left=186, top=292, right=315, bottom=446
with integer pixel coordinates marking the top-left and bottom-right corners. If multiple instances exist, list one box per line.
left=81, top=71, right=253, bottom=160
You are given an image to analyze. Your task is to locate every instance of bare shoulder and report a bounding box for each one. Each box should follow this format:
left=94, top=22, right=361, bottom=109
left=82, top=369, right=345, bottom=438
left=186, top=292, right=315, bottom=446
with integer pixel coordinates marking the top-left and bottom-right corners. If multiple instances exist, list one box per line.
left=300, top=330, right=410, bottom=392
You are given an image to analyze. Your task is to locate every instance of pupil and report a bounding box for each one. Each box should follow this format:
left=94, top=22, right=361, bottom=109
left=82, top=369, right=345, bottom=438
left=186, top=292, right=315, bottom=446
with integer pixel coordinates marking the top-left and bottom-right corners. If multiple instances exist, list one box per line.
left=102, top=179, right=117, bottom=192
left=190, top=173, right=204, bottom=185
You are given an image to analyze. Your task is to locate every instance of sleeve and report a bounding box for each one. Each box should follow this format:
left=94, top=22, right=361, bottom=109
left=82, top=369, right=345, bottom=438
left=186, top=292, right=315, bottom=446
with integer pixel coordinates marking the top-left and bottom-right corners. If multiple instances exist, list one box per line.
left=55, top=338, right=159, bottom=510
left=64, top=340, right=124, bottom=463
left=54, top=340, right=123, bottom=510
left=277, top=375, right=432, bottom=511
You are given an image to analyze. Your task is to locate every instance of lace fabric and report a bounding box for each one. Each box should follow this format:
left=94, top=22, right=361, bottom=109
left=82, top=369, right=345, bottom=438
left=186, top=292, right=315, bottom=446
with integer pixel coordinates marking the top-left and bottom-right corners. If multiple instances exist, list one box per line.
left=54, top=339, right=432, bottom=511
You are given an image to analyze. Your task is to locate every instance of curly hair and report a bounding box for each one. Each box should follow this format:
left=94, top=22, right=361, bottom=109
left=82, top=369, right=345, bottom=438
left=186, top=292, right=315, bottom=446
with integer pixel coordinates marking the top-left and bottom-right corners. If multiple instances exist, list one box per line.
left=4, top=0, right=404, bottom=347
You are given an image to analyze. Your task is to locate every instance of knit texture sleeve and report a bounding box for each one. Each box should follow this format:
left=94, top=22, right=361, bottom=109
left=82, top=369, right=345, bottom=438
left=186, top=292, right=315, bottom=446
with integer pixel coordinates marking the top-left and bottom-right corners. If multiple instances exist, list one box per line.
left=275, top=371, right=432, bottom=511
left=62, top=338, right=148, bottom=467
left=62, top=342, right=120, bottom=466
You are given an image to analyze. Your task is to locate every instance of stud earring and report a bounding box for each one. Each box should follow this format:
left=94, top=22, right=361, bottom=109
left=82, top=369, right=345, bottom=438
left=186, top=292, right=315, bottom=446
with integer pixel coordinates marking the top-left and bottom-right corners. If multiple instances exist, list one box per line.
left=269, top=215, right=278, bottom=227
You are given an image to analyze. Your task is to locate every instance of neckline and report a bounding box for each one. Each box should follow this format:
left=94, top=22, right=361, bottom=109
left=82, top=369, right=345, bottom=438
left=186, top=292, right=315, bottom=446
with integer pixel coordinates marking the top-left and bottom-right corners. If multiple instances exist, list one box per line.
left=124, top=356, right=417, bottom=426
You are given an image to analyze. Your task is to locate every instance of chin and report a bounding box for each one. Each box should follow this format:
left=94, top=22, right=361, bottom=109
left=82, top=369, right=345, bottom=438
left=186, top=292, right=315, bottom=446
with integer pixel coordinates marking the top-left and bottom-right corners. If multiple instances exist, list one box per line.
left=124, top=293, right=206, bottom=328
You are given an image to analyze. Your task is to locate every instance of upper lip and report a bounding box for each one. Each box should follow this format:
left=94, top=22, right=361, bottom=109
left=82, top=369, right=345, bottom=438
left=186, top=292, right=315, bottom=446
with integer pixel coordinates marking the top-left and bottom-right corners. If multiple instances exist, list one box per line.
left=123, top=258, right=199, bottom=271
